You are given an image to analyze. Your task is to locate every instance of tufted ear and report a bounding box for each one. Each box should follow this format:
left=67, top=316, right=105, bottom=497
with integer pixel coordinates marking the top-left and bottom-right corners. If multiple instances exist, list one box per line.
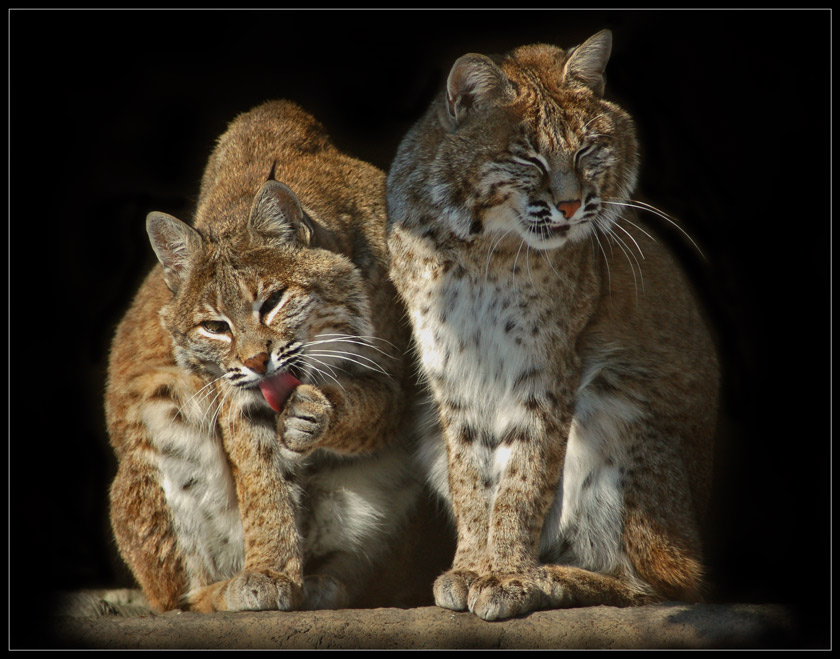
left=248, top=179, right=317, bottom=247
left=146, top=211, right=203, bottom=293
left=563, top=29, right=613, bottom=97
left=443, top=53, right=514, bottom=129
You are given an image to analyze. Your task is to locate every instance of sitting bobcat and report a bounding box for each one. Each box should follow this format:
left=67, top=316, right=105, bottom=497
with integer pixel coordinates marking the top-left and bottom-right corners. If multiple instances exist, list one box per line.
left=106, top=100, right=423, bottom=612
left=387, top=30, right=720, bottom=620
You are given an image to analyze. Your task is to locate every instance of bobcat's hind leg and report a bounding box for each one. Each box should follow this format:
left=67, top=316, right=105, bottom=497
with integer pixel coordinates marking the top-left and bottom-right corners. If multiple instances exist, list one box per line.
left=467, top=565, right=654, bottom=621
left=109, top=458, right=190, bottom=613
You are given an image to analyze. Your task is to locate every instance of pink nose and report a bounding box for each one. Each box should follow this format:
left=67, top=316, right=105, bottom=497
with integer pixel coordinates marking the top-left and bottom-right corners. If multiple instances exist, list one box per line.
left=244, top=352, right=270, bottom=374
left=557, top=200, right=581, bottom=219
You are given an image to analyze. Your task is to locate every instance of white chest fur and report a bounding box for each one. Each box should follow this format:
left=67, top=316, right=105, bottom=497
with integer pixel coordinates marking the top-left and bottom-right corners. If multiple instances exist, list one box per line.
left=413, top=268, right=546, bottom=435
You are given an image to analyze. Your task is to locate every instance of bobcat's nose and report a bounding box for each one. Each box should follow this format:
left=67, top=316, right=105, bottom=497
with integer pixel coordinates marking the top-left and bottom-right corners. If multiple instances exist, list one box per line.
left=244, top=352, right=270, bottom=375
left=557, top=199, right=581, bottom=219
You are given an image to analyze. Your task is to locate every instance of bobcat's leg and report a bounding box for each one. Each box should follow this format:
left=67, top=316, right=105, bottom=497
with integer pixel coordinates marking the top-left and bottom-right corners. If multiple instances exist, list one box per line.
left=620, top=434, right=706, bottom=602
left=468, top=414, right=705, bottom=620
left=188, top=399, right=305, bottom=612
left=109, top=457, right=189, bottom=612
left=109, top=370, right=244, bottom=613
left=432, top=423, right=496, bottom=612
left=463, top=418, right=570, bottom=621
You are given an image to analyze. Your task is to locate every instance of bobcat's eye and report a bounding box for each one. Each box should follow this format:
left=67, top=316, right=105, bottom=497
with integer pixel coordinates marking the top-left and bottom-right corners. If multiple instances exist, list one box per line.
left=201, top=320, right=230, bottom=334
left=260, top=288, right=288, bottom=324
left=574, top=144, right=597, bottom=168
left=512, top=155, right=549, bottom=176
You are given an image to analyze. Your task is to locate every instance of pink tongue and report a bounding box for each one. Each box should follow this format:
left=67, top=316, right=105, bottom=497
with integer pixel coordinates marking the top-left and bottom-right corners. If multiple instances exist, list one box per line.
left=257, top=372, right=302, bottom=412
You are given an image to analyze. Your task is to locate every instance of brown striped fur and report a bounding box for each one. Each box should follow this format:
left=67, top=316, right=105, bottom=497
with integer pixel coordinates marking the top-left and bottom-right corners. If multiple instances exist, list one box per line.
left=107, top=101, right=425, bottom=612
left=387, top=30, right=719, bottom=620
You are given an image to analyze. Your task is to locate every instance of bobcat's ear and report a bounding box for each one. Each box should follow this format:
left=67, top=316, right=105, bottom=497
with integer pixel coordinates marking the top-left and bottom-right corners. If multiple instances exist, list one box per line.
left=443, top=53, right=513, bottom=129
left=249, top=180, right=316, bottom=247
left=563, top=29, right=612, bottom=97
left=146, top=211, right=202, bottom=293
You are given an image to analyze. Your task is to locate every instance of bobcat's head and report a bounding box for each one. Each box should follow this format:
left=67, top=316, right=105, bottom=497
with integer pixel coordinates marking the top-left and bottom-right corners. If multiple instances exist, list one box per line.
left=429, top=29, right=639, bottom=250
left=148, top=179, right=374, bottom=413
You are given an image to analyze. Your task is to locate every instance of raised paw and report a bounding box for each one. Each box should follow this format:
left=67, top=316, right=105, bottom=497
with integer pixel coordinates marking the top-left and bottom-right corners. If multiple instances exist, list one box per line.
left=302, top=574, right=350, bottom=610
left=467, top=573, right=546, bottom=621
left=433, top=569, right=479, bottom=612
left=280, top=384, right=332, bottom=453
left=187, top=569, right=303, bottom=612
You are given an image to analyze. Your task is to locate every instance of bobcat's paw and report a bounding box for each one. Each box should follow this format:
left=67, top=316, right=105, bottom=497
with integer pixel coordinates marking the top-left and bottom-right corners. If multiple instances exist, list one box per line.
left=433, top=570, right=478, bottom=611
left=302, top=574, right=350, bottom=610
left=187, top=569, right=303, bottom=612
left=467, top=573, right=546, bottom=621
left=280, top=385, right=332, bottom=453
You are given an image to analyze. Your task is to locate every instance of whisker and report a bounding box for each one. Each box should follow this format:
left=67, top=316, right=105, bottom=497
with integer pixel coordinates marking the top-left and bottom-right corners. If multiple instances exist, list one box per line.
left=305, top=335, right=395, bottom=359
left=590, top=225, right=612, bottom=292
left=604, top=225, right=644, bottom=300
left=616, top=215, right=658, bottom=245
left=613, top=221, right=646, bottom=261
left=205, top=385, right=228, bottom=434
left=297, top=356, right=347, bottom=392
left=485, top=228, right=514, bottom=283
left=175, top=376, right=225, bottom=422
left=512, top=236, right=528, bottom=293
left=525, top=242, right=536, bottom=289
left=305, top=349, right=391, bottom=378
left=604, top=198, right=705, bottom=260
left=583, top=113, right=607, bottom=131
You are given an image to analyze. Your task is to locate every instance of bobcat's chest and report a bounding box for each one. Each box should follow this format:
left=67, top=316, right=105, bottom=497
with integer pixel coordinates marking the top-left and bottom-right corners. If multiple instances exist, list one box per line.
left=409, top=255, right=550, bottom=431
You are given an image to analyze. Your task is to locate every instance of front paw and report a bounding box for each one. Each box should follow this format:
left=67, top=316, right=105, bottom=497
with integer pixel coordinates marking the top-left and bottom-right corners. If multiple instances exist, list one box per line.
left=433, top=569, right=478, bottom=612
left=467, top=572, right=545, bottom=621
left=187, top=569, right=303, bottom=612
left=279, top=385, right=332, bottom=452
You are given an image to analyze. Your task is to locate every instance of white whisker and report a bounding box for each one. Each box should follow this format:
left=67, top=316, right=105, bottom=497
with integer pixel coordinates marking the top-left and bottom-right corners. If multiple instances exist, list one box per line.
left=206, top=384, right=229, bottom=434
left=485, top=229, right=514, bottom=283
left=513, top=237, right=528, bottom=293
left=604, top=225, right=644, bottom=300
left=604, top=198, right=705, bottom=259
left=590, top=226, right=612, bottom=292
left=305, top=335, right=395, bottom=359
left=613, top=221, right=646, bottom=261
left=305, top=349, right=391, bottom=378
left=297, top=356, right=347, bottom=392
left=175, top=376, right=225, bottom=422
left=616, top=215, right=658, bottom=245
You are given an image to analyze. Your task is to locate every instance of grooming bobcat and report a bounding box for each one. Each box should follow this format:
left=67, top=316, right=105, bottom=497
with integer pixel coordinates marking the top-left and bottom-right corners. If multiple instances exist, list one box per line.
left=387, top=30, right=720, bottom=620
left=106, top=100, right=424, bottom=612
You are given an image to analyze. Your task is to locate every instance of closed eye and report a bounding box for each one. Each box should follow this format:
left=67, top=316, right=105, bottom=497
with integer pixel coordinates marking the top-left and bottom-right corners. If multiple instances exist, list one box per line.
left=511, top=155, right=549, bottom=176
left=574, top=144, right=597, bottom=168
left=260, top=289, right=287, bottom=325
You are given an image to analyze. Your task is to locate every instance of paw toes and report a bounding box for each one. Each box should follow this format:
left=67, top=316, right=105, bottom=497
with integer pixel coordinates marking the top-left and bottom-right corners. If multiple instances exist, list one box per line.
left=468, top=574, right=543, bottom=621
left=195, top=571, right=302, bottom=612
left=433, top=571, right=474, bottom=611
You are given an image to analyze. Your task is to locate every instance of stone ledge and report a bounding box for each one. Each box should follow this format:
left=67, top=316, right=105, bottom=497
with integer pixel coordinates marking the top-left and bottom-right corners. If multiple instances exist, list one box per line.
left=47, top=592, right=794, bottom=650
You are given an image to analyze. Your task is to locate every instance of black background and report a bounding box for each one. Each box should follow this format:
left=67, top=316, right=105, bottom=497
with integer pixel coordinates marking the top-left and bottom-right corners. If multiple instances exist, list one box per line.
left=10, top=9, right=830, bottom=648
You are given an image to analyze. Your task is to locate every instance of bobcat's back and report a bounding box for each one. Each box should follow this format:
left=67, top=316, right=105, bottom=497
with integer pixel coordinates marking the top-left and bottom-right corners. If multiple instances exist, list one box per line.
left=106, top=101, right=423, bottom=612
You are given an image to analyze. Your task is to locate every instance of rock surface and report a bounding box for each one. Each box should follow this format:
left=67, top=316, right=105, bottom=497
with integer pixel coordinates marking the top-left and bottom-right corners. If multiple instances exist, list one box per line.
left=43, top=590, right=796, bottom=650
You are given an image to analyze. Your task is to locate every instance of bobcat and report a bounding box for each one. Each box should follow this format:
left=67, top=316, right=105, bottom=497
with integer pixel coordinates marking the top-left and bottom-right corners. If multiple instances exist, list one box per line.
left=106, top=100, right=424, bottom=613
left=386, top=30, right=720, bottom=620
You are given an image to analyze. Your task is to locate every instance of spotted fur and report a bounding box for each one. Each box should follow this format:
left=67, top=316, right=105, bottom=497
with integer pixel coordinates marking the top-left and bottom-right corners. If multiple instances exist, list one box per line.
left=387, top=30, right=720, bottom=620
left=106, top=101, right=425, bottom=612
